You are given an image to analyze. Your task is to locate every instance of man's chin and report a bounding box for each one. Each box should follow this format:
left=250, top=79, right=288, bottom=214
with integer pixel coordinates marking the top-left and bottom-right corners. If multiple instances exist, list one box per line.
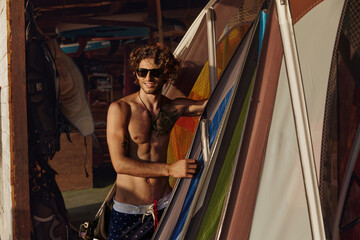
left=143, top=87, right=162, bottom=95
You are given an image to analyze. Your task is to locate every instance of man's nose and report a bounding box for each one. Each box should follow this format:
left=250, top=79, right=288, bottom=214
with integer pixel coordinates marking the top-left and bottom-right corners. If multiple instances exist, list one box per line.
left=144, top=71, right=154, bottom=81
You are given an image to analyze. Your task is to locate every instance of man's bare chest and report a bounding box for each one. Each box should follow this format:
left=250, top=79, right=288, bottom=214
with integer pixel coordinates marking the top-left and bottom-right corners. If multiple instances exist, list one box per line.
left=128, top=107, right=181, bottom=142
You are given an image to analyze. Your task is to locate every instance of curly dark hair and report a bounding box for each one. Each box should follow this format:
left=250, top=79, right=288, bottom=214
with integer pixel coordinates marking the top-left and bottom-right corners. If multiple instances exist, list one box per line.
left=129, top=43, right=180, bottom=85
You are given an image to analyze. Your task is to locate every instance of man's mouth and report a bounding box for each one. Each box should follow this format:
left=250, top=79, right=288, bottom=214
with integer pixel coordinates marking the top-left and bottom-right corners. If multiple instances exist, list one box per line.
left=144, top=83, right=155, bottom=88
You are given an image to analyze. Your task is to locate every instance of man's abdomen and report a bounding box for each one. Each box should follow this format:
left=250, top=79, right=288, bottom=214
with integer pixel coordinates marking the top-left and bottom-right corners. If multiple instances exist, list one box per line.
left=114, top=174, right=171, bottom=205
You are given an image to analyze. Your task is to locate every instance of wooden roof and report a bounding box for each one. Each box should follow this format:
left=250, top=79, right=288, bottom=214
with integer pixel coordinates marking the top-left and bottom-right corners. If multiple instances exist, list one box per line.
left=32, top=0, right=207, bottom=38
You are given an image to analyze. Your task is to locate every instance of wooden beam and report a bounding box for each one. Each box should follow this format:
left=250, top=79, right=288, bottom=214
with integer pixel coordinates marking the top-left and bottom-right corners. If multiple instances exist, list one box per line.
left=38, top=16, right=152, bottom=28
left=8, top=0, right=31, bottom=239
left=35, top=5, right=113, bottom=19
left=156, top=0, right=163, bottom=44
left=34, top=0, right=114, bottom=8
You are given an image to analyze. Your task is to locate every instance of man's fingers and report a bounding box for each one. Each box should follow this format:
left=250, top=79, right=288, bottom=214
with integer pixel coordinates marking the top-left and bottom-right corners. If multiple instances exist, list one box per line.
left=187, top=163, right=199, bottom=169
left=186, top=159, right=201, bottom=174
left=186, top=159, right=197, bottom=164
left=186, top=160, right=200, bottom=169
left=178, top=159, right=201, bottom=178
left=187, top=168, right=198, bottom=174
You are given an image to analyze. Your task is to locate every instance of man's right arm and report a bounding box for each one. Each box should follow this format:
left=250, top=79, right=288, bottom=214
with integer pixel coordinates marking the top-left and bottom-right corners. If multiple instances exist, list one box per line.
left=106, top=101, right=199, bottom=178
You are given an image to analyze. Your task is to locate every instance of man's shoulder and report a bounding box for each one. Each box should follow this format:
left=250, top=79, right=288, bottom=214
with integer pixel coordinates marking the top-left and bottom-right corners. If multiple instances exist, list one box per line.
left=109, top=96, right=134, bottom=116
left=110, top=99, right=129, bottom=110
left=112, top=93, right=138, bottom=108
left=161, top=96, right=190, bottom=117
left=161, top=95, right=180, bottom=109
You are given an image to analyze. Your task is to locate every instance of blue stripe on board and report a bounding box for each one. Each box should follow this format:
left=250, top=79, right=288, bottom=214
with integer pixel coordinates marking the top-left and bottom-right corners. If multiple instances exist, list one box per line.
left=61, top=41, right=111, bottom=54
left=171, top=87, right=234, bottom=240
left=258, top=10, right=268, bottom=58
left=209, top=87, right=233, bottom=147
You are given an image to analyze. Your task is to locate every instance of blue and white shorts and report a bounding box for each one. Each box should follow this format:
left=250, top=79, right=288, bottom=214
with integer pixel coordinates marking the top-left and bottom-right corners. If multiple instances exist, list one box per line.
left=108, top=194, right=170, bottom=240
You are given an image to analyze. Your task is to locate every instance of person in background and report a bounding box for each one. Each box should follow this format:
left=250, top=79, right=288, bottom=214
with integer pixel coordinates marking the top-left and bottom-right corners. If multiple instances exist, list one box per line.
left=106, top=43, right=207, bottom=240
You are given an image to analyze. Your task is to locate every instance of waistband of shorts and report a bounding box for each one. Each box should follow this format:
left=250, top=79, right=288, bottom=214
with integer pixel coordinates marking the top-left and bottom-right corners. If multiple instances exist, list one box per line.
left=112, top=193, right=171, bottom=215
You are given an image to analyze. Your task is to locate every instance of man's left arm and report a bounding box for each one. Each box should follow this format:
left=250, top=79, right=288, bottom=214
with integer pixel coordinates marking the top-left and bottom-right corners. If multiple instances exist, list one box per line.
left=175, top=98, right=208, bottom=117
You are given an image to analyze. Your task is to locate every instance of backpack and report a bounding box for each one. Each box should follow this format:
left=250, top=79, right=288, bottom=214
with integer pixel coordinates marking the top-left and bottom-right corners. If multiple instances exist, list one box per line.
left=25, top=1, right=61, bottom=160
left=25, top=2, right=74, bottom=239
left=29, top=157, right=73, bottom=240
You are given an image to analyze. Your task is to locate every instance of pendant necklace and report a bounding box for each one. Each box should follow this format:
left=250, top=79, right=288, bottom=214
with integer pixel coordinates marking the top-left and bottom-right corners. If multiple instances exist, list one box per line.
left=138, top=92, right=160, bottom=132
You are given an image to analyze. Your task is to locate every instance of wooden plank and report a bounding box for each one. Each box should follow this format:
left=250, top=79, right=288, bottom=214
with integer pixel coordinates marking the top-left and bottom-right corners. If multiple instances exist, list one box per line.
left=8, top=0, right=31, bottom=238
left=38, top=16, right=151, bottom=28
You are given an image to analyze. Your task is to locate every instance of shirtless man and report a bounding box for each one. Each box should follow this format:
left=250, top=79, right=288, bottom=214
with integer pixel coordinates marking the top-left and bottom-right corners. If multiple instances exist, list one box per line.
left=106, top=43, right=207, bottom=240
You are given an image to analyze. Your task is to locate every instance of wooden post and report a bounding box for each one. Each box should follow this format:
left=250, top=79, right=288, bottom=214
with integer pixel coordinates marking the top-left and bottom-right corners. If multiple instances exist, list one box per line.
left=156, top=0, right=164, bottom=44
left=8, top=0, right=31, bottom=238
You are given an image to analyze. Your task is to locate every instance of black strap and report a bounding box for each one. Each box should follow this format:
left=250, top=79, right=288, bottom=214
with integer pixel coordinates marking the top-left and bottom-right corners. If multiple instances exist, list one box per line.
left=84, top=136, right=89, bottom=178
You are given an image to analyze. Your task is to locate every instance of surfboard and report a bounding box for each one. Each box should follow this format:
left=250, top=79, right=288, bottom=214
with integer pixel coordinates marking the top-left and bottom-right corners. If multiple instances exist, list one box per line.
left=180, top=12, right=263, bottom=240
left=153, top=16, right=258, bottom=240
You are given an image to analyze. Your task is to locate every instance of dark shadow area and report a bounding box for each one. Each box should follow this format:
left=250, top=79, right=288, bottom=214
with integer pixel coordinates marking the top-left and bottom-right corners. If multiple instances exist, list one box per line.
left=63, top=165, right=116, bottom=233
left=68, top=203, right=103, bottom=232
left=93, top=165, right=117, bottom=188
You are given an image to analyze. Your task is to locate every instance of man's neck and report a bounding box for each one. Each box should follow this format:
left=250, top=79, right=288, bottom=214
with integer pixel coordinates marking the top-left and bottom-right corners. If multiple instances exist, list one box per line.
left=139, top=90, right=162, bottom=113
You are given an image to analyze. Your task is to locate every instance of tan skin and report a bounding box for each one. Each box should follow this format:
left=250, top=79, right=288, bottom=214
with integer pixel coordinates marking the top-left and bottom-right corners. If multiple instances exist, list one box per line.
left=107, top=58, right=207, bottom=205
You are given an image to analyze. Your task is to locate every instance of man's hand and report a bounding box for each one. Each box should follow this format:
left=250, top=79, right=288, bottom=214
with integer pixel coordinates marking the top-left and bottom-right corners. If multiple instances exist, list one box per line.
left=169, top=159, right=201, bottom=178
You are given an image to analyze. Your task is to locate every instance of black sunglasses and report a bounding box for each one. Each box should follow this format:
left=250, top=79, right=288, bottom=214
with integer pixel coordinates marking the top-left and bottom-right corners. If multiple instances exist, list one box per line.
left=136, top=68, right=163, bottom=78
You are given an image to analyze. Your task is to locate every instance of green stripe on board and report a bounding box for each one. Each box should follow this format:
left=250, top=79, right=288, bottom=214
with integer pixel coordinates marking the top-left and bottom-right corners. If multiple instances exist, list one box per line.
left=197, top=73, right=255, bottom=240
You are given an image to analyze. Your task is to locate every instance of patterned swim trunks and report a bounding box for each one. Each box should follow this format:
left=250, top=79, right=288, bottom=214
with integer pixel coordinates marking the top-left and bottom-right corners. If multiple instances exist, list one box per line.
left=108, top=194, right=170, bottom=240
